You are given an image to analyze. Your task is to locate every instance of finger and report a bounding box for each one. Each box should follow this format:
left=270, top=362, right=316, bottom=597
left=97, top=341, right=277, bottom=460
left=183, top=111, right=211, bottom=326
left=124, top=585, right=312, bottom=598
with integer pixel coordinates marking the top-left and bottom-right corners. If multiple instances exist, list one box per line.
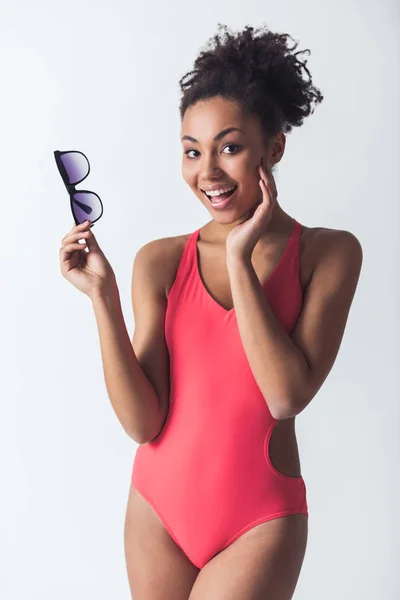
left=269, top=172, right=277, bottom=195
left=84, top=227, right=100, bottom=251
left=62, top=229, right=91, bottom=246
left=260, top=178, right=274, bottom=208
left=64, top=222, right=91, bottom=244
left=259, top=177, right=269, bottom=200
left=265, top=167, right=277, bottom=193
left=259, top=165, right=271, bottom=191
left=59, top=241, right=87, bottom=260
left=70, top=219, right=91, bottom=233
left=261, top=168, right=276, bottom=198
left=63, top=224, right=91, bottom=242
left=263, top=163, right=276, bottom=187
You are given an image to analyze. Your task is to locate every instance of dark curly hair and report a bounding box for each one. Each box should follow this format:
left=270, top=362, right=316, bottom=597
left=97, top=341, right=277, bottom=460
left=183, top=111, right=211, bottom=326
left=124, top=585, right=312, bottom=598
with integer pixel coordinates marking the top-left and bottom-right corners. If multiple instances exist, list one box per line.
left=179, top=23, right=324, bottom=150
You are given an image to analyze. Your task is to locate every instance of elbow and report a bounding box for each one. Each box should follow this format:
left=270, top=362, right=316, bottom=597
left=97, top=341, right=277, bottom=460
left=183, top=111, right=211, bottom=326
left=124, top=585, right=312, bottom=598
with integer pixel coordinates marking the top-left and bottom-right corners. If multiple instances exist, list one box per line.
left=272, top=373, right=313, bottom=420
left=135, top=411, right=168, bottom=445
left=273, top=408, right=298, bottom=420
left=124, top=419, right=159, bottom=445
left=271, top=394, right=308, bottom=420
left=137, top=428, right=163, bottom=445
left=127, top=429, right=156, bottom=445
left=273, top=405, right=302, bottom=420
left=128, top=423, right=160, bottom=445
left=125, top=426, right=147, bottom=445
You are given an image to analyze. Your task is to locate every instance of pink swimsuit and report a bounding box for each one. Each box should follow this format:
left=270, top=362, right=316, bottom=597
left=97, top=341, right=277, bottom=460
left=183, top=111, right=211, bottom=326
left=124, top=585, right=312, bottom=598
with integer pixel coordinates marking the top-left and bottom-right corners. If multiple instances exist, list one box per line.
left=132, top=218, right=308, bottom=569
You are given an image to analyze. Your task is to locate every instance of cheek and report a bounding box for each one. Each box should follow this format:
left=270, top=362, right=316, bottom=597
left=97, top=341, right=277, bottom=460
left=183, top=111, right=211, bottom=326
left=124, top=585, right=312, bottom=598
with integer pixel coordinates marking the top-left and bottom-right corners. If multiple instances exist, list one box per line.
left=234, top=152, right=260, bottom=179
left=237, top=172, right=262, bottom=203
left=181, top=162, right=195, bottom=186
left=239, top=167, right=260, bottom=190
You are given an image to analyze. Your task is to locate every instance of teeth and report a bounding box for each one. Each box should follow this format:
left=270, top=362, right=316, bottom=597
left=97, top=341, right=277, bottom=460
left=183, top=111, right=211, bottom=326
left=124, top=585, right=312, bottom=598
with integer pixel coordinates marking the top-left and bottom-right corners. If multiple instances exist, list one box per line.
left=204, top=185, right=237, bottom=197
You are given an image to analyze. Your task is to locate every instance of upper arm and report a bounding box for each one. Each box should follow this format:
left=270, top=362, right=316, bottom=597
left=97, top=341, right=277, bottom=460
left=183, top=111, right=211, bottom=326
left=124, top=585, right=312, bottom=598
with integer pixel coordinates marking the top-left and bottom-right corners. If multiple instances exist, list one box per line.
left=290, top=229, right=363, bottom=412
left=131, top=239, right=171, bottom=440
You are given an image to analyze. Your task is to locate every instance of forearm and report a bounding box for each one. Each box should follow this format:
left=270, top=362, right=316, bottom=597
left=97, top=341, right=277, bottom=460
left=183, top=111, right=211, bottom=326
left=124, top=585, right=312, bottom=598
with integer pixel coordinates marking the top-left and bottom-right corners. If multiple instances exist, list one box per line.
left=227, top=255, right=310, bottom=419
left=90, top=284, right=161, bottom=443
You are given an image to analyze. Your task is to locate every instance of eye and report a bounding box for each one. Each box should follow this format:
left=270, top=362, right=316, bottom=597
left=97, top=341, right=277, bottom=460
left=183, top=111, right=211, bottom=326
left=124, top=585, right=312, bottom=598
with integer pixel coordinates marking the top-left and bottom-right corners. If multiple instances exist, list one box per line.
left=184, top=149, right=199, bottom=159
left=223, top=144, right=241, bottom=154
left=184, top=144, right=242, bottom=159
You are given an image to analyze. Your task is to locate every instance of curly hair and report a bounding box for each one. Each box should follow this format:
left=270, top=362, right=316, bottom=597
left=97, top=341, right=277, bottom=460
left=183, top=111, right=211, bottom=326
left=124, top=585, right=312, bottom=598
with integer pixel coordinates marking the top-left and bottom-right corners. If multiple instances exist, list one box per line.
left=179, top=23, right=324, bottom=147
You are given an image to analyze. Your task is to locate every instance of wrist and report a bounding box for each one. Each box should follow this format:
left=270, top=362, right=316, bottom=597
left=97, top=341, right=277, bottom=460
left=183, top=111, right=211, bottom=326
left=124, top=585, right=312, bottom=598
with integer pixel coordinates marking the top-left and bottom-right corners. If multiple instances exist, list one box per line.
left=89, top=280, right=119, bottom=304
left=226, top=252, right=252, bottom=269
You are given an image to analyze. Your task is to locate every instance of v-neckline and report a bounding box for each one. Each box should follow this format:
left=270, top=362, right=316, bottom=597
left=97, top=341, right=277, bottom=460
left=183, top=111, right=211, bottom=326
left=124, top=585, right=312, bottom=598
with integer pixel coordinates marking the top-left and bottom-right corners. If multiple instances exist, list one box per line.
left=194, top=219, right=298, bottom=314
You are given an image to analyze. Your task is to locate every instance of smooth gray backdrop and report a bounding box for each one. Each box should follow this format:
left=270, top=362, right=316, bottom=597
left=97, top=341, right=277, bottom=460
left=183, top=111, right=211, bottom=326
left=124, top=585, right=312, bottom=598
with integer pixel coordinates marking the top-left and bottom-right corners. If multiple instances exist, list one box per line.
left=1, top=0, right=399, bottom=598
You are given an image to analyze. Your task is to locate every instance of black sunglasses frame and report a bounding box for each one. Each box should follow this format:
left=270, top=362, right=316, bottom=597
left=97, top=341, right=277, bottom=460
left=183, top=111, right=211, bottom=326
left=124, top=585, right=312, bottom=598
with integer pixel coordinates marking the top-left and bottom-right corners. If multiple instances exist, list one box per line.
left=54, top=150, right=104, bottom=228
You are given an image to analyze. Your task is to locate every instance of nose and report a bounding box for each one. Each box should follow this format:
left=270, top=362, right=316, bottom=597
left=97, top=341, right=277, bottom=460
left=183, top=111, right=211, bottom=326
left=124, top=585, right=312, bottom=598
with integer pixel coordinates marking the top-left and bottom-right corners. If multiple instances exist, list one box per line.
left=199, top=154, right=225, bottom=180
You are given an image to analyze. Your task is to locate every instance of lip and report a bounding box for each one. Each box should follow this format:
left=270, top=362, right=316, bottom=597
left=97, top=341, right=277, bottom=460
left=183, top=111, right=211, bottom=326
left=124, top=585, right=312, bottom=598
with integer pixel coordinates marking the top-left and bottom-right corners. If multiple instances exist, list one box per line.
left=204, top=185, right=238, bottom=210
left=200, top=183, right=237, bottom=192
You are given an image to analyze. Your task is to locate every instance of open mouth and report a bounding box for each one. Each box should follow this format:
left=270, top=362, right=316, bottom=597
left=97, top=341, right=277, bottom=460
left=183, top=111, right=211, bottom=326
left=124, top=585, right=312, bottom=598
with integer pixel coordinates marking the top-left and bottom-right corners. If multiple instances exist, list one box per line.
left=201, top=185, right=238, bottom=203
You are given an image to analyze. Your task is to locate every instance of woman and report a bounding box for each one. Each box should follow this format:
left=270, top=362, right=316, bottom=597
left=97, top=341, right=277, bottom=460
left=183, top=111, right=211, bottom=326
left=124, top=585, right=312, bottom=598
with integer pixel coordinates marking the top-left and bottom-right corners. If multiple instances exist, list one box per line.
left=60, top=23, right=363, bottom=600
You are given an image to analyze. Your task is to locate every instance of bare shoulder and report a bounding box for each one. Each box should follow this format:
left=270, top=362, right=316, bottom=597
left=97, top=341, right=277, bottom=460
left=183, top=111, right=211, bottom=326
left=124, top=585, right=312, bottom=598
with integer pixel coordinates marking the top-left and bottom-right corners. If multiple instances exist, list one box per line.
left=300, top=223, right=363, bottom=284
left=136, top=233, right=191, bottom=300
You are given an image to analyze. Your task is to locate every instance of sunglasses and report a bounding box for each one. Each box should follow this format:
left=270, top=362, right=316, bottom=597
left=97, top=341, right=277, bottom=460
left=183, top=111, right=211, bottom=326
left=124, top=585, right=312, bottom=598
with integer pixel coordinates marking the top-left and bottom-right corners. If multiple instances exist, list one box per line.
left=54, top=150, right=104, bottom=227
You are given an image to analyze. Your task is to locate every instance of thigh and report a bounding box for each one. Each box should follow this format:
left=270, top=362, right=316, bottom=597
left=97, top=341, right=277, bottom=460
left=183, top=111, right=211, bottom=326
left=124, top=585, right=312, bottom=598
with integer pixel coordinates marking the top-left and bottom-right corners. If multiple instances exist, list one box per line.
left=124, top=480, right=200, bottom=600
left=188, top=514, right=308, bottom=600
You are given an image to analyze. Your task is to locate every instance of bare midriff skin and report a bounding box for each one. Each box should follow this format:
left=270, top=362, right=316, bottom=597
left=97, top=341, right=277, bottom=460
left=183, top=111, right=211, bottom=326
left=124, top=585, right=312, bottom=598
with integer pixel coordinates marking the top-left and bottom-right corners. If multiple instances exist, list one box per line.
left=124, top=215, right=335, bottom=599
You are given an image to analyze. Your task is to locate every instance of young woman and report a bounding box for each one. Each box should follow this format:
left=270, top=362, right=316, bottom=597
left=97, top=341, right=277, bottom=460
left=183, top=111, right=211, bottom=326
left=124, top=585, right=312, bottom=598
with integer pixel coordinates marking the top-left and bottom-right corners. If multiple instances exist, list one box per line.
left=60, top=23, right=363, bottom=600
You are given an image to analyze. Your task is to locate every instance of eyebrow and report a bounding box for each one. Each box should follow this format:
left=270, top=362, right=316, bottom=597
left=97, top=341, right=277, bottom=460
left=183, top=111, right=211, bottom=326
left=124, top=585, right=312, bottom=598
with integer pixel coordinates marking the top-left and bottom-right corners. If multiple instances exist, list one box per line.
left=181, top=127, right=246, bottom=143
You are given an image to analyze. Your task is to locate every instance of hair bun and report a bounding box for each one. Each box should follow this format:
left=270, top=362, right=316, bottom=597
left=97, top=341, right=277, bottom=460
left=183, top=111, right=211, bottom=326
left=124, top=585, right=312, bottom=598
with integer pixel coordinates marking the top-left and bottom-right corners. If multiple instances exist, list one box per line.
left=179, top=23, right=324, bottom=137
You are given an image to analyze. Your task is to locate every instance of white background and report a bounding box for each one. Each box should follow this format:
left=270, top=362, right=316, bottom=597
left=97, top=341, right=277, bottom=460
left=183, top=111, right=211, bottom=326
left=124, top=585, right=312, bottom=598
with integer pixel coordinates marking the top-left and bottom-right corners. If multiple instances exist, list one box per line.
left=1, top=0, right=399, bottom=598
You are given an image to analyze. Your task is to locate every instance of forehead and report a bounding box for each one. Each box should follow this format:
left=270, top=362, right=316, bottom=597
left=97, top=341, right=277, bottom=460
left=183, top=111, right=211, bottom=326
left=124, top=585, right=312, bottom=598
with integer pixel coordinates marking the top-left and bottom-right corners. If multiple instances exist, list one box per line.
left=181, top=97, right=258, bottom=139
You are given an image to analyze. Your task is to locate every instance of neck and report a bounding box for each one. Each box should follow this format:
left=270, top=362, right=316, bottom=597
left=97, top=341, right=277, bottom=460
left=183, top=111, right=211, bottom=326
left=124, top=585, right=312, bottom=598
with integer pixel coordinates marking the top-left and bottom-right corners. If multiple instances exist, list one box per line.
left=260, top=202, right=294, bottom=234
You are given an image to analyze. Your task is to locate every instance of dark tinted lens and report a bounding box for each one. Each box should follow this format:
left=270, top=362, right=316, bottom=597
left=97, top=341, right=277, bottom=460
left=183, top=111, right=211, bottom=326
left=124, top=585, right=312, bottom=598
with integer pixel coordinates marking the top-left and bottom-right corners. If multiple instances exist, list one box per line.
left=60, top=152, right=89, bottom=185
left=71, top=191, right=103, bottom=225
